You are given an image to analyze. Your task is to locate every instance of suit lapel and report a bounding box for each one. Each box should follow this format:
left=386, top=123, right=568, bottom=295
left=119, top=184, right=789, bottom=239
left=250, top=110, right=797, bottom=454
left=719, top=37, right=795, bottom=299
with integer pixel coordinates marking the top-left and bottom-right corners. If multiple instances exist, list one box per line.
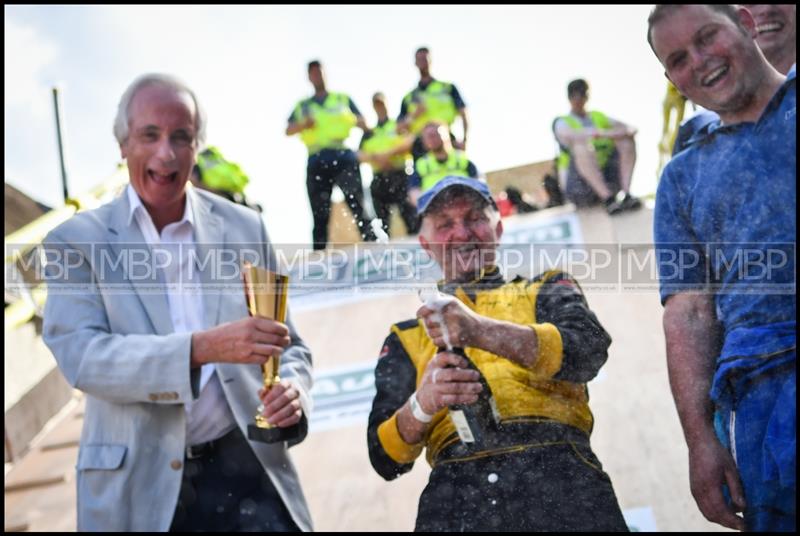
left=107, top=190, right=174, bottom=335
left=189, top=188, right=225, bottom=329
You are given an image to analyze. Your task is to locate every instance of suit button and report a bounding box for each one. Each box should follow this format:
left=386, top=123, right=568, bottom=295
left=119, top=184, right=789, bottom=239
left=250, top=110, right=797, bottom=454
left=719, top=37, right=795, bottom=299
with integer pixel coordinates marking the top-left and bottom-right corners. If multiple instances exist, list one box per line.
left=149, top=393, right=158, bottom=401
left=171, top=459, right=183, bottom=471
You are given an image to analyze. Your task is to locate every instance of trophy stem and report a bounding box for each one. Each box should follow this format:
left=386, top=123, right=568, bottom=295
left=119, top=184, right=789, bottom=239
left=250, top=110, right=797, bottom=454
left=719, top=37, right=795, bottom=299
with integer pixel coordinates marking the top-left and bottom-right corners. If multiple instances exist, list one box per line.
left=254, top=361, right=281, bottom=430
left=262, top=357, right=281, bottom=388
left=242, top=263, right=296, bottom=443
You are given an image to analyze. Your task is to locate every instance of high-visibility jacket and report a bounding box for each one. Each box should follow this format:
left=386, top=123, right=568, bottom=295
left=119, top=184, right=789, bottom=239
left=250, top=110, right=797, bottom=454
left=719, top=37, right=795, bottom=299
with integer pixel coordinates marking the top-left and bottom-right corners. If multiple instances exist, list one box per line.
left=361, top=119, right=411, bottom=172
left=416, top=150, right=471, bottom=191
left=403, top=81, right=458, bottom=135
left=555, top=111, right=616, bottom=172
left=196, top=146, right=249, bottom=193
left=292, top=92, right=357, bottom=155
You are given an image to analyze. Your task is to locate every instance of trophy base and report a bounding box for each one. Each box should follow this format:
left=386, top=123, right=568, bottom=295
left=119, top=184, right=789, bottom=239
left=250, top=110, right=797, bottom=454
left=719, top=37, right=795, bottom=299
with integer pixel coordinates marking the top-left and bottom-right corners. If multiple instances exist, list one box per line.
left=248, top=423, right=300, bottom=443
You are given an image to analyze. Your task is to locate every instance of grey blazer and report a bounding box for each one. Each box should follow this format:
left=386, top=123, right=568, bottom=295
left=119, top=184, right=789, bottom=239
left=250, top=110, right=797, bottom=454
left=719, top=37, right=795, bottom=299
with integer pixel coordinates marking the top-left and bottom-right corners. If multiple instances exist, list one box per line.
left=42, top=186, right=313, bottom=531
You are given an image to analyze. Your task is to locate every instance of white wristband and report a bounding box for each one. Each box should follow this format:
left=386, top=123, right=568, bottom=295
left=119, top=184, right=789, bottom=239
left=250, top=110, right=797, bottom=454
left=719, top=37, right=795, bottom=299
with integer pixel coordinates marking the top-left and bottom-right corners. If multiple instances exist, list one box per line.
left=409, top=392, right=433, bottom=423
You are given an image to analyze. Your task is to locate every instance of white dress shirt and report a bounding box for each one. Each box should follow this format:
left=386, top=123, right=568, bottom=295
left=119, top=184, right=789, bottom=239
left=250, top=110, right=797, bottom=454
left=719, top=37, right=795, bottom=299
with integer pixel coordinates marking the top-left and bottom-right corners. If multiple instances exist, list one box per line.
left=127, top=185, right=237, bottom=446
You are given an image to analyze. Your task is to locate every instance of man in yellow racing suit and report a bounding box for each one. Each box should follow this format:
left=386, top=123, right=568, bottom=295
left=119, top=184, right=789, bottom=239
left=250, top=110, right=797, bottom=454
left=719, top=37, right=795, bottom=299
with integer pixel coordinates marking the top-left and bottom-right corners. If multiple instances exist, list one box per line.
left=367, top=176, right=628, bottom=531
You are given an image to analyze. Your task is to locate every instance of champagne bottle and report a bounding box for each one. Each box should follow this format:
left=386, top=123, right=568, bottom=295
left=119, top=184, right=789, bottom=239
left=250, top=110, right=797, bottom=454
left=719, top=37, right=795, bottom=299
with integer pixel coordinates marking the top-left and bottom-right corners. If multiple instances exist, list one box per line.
left=444, top=347, right=501, bottom=449
left=418, top=285, right=501, bottom=449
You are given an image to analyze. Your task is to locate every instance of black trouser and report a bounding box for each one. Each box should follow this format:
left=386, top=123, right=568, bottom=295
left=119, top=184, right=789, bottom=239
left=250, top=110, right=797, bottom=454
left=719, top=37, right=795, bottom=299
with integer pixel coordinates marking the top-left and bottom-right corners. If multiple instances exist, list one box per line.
left=565, top=150, right=621, bottom=207
left=306, top=148, right=374, bottom=250
left=370, top=168, right=419, bottom=236
left=416, top=424, right=629, bottom=532
left=170, top=427, right=300, bottom=532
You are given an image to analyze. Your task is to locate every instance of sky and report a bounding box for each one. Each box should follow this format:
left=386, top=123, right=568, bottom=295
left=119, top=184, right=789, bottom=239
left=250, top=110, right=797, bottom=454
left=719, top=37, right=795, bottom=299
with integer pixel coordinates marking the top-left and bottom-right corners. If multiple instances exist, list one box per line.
left=4, top=5, right=668, bottom=245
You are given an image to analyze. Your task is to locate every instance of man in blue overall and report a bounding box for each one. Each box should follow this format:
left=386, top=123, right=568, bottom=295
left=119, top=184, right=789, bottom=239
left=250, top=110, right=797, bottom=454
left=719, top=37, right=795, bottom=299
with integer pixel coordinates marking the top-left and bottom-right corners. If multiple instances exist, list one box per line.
left=649, top=5, right=796, bottom=531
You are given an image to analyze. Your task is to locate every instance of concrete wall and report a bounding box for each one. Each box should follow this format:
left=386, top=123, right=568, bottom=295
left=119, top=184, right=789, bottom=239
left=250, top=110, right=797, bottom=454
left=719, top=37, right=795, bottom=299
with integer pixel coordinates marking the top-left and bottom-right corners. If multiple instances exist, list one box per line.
left=4, top=323, right=72, bottom=463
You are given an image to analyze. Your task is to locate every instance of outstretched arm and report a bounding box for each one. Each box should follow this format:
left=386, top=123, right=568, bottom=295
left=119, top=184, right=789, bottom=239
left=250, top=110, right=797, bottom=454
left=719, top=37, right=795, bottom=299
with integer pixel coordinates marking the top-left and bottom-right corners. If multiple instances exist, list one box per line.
left=418, top=300, right=539, bottom=368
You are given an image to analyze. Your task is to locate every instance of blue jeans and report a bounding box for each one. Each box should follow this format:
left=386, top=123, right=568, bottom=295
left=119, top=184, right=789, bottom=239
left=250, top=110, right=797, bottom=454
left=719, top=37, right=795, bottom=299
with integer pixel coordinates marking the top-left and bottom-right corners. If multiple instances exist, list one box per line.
left=714, top=358, right=796, bottom=532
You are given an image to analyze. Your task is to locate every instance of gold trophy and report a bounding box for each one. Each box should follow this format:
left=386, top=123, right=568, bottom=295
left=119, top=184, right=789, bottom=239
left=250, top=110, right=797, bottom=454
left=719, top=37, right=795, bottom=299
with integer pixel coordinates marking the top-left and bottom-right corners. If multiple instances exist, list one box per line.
left=242, top=262, right=300, bottom=443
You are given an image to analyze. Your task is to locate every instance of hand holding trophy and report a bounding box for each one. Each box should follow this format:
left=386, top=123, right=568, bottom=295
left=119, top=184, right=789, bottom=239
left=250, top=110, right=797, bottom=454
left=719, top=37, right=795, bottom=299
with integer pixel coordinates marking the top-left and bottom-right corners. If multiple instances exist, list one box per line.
left=242, top=262, right=300, bottom=443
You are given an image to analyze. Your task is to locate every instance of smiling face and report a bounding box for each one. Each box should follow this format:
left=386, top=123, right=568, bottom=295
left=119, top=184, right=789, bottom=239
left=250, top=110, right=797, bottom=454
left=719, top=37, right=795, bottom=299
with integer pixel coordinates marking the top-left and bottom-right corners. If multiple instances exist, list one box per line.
left=419, top=191, right=503, bottom=284
left=651, top=5, right=766, bottom=122
left=744, top=4, right=796, bottom=73
left=120, top=83, right=198, bottom=229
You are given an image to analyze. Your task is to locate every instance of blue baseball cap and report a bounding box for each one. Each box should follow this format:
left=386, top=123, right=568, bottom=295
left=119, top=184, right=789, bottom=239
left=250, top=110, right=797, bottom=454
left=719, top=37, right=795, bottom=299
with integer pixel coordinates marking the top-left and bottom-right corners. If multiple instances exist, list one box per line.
left=416, top=176, right=495, bottom=216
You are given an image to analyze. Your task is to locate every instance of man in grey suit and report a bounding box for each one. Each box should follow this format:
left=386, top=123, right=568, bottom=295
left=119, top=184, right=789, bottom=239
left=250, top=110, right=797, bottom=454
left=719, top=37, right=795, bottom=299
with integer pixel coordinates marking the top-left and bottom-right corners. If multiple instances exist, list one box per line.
left=42, top=73, right=313, bottom=531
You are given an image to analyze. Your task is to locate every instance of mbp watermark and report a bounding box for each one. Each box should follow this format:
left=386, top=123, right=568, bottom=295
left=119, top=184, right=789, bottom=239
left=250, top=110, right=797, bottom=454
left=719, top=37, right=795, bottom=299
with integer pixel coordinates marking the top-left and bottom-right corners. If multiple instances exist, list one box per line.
left=5, top=241, right=795, bottom=298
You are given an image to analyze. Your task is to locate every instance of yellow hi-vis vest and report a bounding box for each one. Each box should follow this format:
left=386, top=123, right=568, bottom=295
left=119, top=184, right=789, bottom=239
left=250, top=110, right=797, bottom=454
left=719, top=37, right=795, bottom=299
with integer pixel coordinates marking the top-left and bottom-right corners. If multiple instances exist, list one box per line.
left=556, top=111, right=616, bottom=172
left=292, top=92, right=357, bottom=155
left=416, top=150, right=471, bottom=192
left=196, top=146, right=249, bottom=193
left=360, top=119, right=411, bottom=173
left=403, top=81, right=458, bottom=135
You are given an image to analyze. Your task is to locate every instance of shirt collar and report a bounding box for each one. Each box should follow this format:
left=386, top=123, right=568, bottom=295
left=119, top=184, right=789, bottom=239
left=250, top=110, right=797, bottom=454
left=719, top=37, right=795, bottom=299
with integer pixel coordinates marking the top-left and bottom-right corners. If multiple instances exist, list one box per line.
left=687, top=69, right=795, bottom=146
left=685, top=118, right=722, bottom=147
left=126, top=184, right=195, bottom=230
left=417, top=78, right=438, bottom=91
left=439, top=265, right=506, bottom=299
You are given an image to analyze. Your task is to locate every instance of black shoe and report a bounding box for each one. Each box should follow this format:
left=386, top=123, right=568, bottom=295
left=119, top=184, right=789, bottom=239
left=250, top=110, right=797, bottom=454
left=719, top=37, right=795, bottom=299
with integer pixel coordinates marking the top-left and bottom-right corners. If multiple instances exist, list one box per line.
left=620, top=193, right=642, bottom=211
left=543, top=173, right=564, bottom=207
left=505, top=187, right=539, bottom=213
left=604, top=196, right=624, bottom=216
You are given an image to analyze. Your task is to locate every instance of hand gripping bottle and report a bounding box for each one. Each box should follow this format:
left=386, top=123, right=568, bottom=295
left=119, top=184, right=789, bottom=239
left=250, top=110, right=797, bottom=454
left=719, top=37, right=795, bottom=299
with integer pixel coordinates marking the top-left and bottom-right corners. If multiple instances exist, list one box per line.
left=418, top=285, right=501, bottom=450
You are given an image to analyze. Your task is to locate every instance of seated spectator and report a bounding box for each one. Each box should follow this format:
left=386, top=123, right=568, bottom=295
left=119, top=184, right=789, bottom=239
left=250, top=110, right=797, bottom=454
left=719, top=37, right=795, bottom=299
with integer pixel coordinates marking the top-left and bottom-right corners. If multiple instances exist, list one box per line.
left=553, top=79, right=641, bottom=215
left=408, top=121, right=479, bottom=207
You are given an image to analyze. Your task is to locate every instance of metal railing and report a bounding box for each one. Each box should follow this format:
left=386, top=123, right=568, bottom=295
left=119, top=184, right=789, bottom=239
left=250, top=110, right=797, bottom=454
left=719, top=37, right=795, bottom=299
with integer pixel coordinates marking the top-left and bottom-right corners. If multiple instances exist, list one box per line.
left=4, top=164, right=129, bottom=330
